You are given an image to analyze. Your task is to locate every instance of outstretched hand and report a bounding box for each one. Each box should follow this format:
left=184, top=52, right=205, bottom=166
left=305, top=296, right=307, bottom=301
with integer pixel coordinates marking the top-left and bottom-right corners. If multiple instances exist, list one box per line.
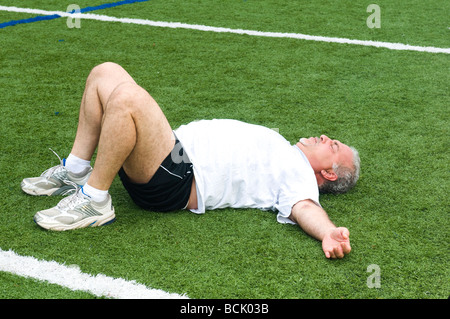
left=322, top=227, right=351, bottom=259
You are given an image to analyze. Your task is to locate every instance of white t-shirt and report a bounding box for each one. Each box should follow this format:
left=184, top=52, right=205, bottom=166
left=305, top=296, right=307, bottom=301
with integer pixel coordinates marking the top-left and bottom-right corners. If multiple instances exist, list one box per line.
left=174, top=119, right=320, bottom=224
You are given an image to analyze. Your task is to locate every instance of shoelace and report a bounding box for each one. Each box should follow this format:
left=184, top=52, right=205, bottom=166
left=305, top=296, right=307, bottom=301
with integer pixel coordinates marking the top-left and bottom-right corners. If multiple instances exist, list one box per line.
left=40, top=148, right=66, bottom=179
left=57, top=182, right=90, bottom=210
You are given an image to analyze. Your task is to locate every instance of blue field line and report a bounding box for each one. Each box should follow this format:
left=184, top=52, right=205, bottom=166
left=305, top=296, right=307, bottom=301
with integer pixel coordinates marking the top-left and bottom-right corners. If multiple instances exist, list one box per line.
left=0, top=0, right=148, bottom=29
left=0, top=14, right=61, bottom=29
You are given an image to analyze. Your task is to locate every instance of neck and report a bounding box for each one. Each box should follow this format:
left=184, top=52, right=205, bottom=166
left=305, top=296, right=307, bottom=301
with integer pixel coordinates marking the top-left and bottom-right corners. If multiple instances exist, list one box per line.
left=296, top=142, right=316, bottom=171
left=315, top=172, right=325, bottom=187
left=295, top=142, right=323, bottom=186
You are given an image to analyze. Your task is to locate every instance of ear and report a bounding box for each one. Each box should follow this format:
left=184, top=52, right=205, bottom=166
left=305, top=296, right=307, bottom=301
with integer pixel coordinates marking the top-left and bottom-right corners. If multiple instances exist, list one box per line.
left=320, top=169, right=338, bottom=182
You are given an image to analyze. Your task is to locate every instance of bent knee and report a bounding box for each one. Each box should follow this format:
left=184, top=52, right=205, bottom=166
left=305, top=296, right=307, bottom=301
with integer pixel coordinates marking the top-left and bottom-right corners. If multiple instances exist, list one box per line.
left=90, top=62, right=123, bottom=77
left=105, top=82, right=149, bottom=113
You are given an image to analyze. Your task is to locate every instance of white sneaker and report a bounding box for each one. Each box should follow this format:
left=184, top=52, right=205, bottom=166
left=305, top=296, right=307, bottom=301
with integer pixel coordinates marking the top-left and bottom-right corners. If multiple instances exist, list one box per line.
left=21, top=149, right=91, bottom=196
left=34, top=186, right=116, bottom=231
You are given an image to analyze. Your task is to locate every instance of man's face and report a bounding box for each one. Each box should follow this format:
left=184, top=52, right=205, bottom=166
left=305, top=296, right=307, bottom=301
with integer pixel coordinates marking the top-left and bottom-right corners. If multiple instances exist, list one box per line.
left=298, top=135, right=354, bottom=176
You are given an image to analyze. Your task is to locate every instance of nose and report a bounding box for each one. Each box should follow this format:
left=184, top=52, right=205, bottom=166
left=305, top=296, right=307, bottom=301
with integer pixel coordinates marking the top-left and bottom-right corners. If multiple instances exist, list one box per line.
left=320, top=135, right=330, bottom=143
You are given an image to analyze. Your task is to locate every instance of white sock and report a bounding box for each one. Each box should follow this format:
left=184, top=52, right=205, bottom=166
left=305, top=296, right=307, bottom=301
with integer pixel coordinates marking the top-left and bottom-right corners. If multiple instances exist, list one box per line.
left=82, top=183, right=108, bottom=202
left=65, top=153, right=91, bottom=174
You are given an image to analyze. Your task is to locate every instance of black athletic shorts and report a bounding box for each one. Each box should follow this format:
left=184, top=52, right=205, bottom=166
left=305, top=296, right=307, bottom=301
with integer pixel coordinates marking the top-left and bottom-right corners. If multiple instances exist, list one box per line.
left=118, top=135, right=194, bottom=212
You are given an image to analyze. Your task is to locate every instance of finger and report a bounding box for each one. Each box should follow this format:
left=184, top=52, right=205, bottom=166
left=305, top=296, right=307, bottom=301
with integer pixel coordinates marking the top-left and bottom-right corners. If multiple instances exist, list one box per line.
left=334, top=245, right=344, bottom=259
left=325, top=251, right=331, bottom=259
left=341, top=228, right=350, bottom=240
left=342, top=242, right=352, bottom=255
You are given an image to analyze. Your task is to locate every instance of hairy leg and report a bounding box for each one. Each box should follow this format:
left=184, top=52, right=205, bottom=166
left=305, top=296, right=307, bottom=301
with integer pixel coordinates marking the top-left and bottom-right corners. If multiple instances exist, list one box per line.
left=70, top=62, right=137, bottom=161
left=87, top=81, right=175, bottom=190
left=69, top=62, right=189, bottom=204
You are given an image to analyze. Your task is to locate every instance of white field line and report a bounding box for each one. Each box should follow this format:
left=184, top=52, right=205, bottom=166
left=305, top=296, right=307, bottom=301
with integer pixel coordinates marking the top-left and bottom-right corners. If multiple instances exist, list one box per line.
left=0, top=248, right=188, bottom=299
left=1, top=5, right=449, bottom=54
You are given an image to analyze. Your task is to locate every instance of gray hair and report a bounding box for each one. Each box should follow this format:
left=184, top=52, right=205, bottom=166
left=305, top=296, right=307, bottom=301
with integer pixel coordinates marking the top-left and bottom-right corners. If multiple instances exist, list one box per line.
left=319, top=146, right=360, bottom=194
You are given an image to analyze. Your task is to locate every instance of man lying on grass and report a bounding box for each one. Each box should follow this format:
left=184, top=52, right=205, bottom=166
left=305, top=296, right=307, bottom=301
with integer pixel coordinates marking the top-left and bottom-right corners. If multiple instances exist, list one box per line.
left=22, top=62, right=360, bottom=259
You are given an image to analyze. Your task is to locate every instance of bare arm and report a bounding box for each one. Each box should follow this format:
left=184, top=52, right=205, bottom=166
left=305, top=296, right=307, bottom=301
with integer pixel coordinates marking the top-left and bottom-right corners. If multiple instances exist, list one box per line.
left=289, top=200, right=351, bottom=259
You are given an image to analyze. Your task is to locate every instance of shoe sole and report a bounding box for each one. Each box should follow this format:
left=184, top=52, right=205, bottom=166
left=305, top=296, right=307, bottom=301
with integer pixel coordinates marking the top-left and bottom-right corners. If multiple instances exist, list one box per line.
left=21, top=180, right=76, bottom=196
left=34, top=211, right=116, bottom=231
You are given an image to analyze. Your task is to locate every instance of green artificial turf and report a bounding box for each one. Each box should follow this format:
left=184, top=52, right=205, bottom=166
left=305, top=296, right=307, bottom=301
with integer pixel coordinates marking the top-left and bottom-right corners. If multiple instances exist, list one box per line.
left=0, top=0, right=448, bottom=300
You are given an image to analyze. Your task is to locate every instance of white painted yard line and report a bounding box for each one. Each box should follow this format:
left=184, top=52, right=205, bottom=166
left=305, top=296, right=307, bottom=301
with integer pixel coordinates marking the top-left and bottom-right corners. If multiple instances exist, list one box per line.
left=0, top=248, right=188, bottom=299
left=1, top=5, right=449, bottom=54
